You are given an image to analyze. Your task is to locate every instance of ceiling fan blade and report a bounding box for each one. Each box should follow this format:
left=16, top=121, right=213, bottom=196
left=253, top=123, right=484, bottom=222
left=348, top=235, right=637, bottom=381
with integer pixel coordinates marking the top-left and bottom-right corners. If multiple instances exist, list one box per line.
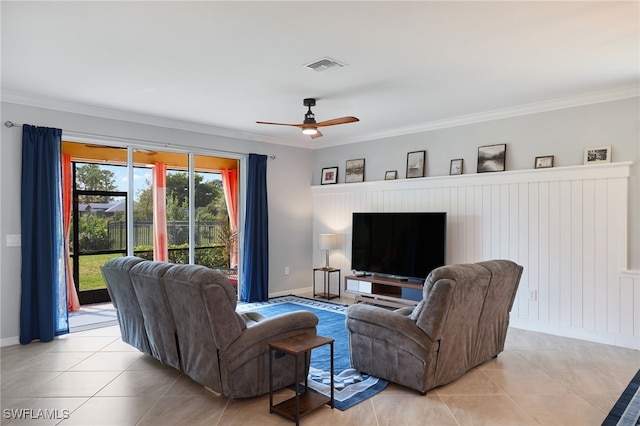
left=256, top=121, right=303, bottom=128
left=310, top=130, right=323, bottom=139
left=257, top=98, right=357, bottom=139
left=316, top=116, right=359, bottom=127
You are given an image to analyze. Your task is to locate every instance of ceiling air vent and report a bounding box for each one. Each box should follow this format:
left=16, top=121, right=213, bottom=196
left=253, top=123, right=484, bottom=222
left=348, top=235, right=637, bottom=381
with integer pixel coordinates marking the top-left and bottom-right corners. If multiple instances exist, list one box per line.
left=304, top=57, right=346, bottom=72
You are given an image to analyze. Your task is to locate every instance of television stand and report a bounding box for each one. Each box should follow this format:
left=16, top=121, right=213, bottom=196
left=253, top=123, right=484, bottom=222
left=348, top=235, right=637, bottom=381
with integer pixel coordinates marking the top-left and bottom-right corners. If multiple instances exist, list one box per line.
left=344, top=275, right=423, bottom=308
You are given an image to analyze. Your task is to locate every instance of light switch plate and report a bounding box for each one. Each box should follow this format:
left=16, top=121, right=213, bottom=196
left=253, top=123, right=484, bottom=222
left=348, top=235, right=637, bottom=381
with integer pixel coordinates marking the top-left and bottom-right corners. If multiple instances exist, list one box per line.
left=6, top=234, right=21, bottom=247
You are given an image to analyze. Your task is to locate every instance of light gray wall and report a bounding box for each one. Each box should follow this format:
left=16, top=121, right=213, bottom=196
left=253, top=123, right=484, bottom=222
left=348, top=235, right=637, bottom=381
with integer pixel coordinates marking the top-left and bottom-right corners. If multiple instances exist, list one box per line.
left=2, top=97, right=637, bottom=343
left=0, top=101, right=314, bottom=343
left=313, top=97, right=640, bottom=270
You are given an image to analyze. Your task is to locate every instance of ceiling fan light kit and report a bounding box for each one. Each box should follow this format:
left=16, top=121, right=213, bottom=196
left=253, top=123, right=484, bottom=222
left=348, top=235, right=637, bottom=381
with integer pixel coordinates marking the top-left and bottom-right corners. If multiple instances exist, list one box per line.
left=256, top=98, right=359, bottom=139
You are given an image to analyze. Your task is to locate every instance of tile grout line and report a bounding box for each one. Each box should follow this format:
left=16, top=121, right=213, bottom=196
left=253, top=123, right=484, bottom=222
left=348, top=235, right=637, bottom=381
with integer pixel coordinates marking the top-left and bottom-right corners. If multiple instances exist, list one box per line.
left=436, top=393, right=462, bottom=426
left=134, top=371, right=183, bottom=426
left=477, top=367, right=541, bottom=425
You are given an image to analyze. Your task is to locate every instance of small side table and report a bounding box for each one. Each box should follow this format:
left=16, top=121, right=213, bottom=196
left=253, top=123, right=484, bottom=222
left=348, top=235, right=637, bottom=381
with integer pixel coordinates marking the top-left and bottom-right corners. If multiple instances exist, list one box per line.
left=268, top=333, right=334, bottom=425
left=313, top=267, right=341, bottom=300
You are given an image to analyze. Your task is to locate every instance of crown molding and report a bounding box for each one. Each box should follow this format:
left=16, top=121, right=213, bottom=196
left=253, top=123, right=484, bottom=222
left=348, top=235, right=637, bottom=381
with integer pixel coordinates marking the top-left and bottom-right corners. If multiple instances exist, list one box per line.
left=0, top=90, right=304, bottom=149
left=3, top=84, right=638, bottom=150
left=323, top=84, right=640, bottom=148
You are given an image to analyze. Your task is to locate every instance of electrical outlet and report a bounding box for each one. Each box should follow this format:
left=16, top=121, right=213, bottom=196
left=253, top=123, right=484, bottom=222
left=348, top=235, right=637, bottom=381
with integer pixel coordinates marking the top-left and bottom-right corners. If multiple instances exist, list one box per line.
left=528, top=289, right=537, bottom=301
left=6, top=234, right=21, bottom=247
left=284, top=266, right=290, bottom=275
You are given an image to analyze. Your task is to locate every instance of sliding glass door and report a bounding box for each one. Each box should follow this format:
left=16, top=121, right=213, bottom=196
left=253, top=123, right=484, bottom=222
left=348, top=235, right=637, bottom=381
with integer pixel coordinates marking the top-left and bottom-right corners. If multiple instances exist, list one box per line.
left=62, top=142, right=240, bottom=305
left=71, top=159, right=128, bottom=304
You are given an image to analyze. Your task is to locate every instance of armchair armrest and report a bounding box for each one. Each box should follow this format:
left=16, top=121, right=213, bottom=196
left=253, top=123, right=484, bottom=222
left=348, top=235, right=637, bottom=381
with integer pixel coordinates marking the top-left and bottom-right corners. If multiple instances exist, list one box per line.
left=225, top=311, right=318, bottom=356
left=346, top=304, right=434, bottom=351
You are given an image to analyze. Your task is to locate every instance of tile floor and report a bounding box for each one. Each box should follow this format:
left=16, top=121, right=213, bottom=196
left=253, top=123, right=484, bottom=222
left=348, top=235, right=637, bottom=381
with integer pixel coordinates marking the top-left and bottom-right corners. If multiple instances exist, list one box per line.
left=1, top=294, right=639, bottom=425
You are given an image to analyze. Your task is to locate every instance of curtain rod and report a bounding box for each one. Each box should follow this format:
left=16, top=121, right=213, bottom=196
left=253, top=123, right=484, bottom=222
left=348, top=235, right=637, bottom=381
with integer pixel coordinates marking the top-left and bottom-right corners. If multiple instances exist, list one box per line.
left=4, top=121, right=276, bottom=159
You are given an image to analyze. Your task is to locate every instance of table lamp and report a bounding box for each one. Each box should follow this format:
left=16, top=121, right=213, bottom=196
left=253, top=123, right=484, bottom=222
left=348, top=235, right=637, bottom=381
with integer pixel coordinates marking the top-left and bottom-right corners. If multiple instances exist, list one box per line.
left=318, top=233, right=337, bottom=269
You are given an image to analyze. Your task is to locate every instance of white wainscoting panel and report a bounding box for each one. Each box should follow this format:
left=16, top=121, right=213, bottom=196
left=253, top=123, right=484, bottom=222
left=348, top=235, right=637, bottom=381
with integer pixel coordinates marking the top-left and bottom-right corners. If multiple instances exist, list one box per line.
left=311, top=162, right=638, bottom=349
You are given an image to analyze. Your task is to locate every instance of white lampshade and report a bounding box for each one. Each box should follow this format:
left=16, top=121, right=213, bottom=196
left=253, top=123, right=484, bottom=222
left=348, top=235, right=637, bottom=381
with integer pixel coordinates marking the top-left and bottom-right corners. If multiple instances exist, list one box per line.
left=302, top=127, right=318, bottom=135
left=318, top=234, right=337, bottom=250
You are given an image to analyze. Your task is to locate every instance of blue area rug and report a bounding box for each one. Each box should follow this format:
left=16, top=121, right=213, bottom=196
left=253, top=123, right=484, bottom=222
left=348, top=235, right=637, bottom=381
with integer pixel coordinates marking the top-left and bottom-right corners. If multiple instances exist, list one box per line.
left=237, top=295, right=388, bottom=410
left=602, top=369, right=640, bottom=425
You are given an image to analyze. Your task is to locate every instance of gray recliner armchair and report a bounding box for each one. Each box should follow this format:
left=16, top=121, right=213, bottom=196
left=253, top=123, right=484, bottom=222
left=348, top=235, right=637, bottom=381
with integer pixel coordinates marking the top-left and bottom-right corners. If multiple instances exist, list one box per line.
left=346, top=259, right=523, bottom=394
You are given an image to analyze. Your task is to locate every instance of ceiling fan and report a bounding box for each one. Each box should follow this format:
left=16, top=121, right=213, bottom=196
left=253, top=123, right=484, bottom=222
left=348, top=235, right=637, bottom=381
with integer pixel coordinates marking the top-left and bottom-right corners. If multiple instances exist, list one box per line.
left=256, top=98, right=359, bottom=139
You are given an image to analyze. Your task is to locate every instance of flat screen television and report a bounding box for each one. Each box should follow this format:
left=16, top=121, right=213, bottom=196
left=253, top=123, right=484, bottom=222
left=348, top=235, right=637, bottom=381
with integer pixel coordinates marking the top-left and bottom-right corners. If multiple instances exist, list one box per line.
left=351, top=212, right=446, bottom=282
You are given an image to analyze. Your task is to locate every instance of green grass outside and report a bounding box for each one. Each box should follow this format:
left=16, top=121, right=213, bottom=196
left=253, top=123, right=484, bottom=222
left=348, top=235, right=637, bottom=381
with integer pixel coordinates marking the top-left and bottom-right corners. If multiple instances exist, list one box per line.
left=75, top=248, right=229, bottom=292
left=78, top=253, right=121, bottom=291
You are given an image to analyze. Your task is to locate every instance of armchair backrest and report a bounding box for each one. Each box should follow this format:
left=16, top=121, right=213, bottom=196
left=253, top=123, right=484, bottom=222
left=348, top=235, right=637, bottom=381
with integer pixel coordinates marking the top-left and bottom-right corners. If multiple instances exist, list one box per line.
left=100, top=256, right=149, bottom=353
left=163, top=264, right=245, bottom=351
left=411, top=263, right=492, bottom=385
left=473, top=260, right=523, bottom=363
left=410, top=260, right=523, bottom=386
left=129, top=261, right=179, bottom=370
left=161, top=264, right=244, bottom=393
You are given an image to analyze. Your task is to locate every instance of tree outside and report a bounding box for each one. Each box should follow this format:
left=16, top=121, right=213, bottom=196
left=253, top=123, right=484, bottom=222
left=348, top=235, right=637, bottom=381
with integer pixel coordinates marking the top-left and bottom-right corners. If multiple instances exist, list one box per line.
left=75, top=164, right=118, bottom=194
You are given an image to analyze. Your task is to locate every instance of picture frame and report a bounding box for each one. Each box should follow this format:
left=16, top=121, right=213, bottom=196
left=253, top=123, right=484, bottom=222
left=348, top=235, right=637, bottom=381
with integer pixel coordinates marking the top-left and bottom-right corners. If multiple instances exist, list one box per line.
left=384, top=170, right=397, bottom=180
left=345, top=158, right=365, bottom=183
left=406, top=150, right=426, bottom=178
left=449, top=158, right=463, bottom=175
left=477, top=143, right=506, bottom=173
left=534, top=155, right=554, bottom=169
left=321, top=166, right=338, bottom=185
left=584, top=145, right=611, bottom=164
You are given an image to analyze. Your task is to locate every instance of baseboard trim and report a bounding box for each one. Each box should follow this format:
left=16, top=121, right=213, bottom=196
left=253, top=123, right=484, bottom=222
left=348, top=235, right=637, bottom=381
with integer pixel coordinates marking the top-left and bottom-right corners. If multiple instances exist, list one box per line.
left=509, top=320, right=639, bottom=350
left=1, top=336, right=20, bottom=347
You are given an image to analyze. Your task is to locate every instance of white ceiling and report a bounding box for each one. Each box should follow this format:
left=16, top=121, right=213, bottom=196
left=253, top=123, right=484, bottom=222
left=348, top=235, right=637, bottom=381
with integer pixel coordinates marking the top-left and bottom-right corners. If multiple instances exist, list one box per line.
left=2, top=1, right=638, bottom=148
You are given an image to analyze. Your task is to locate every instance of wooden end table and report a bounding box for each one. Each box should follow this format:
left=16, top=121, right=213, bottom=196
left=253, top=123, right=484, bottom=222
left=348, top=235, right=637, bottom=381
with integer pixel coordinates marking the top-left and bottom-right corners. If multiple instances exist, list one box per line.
left=313, top=267, right=341, bottom=300
left=268, top=333, right=334, bottom=425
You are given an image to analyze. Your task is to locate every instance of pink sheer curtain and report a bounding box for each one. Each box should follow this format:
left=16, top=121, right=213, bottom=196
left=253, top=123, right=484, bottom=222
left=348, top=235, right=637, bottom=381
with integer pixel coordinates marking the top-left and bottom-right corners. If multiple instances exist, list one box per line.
left=221, top=168, right=238, bottom=268
left=153, top=162, right=168, bottom=261
left=62, top=154, right=80, bottom=311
